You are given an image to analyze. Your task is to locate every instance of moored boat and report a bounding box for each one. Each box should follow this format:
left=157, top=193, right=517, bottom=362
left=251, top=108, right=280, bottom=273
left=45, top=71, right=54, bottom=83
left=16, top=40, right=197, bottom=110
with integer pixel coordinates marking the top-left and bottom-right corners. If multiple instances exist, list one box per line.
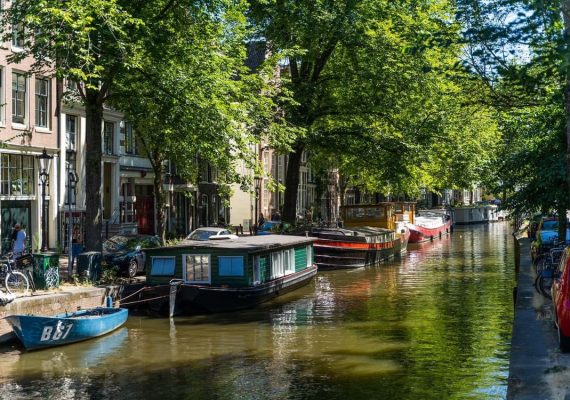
left=407, top=211, right=452, bottom=243
left=311, top=202, right=414, bottom=270
left=137, top=235, right=317, bottom=315
left=5, top=307, right=128, bottom=351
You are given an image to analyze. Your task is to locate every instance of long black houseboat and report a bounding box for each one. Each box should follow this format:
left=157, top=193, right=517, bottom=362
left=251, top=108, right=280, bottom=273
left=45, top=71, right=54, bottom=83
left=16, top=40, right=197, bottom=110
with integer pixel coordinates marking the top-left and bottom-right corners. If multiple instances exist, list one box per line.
left=133, top=235, right=317, bottom=315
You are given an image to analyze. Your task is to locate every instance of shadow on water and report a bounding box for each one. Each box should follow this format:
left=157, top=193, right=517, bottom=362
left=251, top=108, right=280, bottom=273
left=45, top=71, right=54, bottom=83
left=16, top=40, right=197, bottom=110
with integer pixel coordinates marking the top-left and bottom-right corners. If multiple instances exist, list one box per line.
left=0, top=223, right=515, bottom=400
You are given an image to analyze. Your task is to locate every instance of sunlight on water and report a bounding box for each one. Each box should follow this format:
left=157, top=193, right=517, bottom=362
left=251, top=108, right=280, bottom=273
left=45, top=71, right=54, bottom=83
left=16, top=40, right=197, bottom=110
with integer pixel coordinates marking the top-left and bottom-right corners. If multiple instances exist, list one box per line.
left=0, top=223, right=515, bottom=400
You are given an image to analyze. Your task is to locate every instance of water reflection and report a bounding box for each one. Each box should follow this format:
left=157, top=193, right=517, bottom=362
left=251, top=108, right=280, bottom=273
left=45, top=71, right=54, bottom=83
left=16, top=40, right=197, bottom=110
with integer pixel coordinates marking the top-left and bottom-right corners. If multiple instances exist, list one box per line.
left=0, top=223, right=514, bottom=399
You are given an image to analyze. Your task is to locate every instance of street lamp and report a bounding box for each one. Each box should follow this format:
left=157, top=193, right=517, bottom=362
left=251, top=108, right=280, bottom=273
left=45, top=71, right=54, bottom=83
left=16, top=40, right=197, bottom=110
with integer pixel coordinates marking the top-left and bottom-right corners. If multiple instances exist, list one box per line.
left=66, top=149, right=79, bottom=278
left=36, top=148, right=53, bottom=252
left=254, top=176, right=262, bottom=233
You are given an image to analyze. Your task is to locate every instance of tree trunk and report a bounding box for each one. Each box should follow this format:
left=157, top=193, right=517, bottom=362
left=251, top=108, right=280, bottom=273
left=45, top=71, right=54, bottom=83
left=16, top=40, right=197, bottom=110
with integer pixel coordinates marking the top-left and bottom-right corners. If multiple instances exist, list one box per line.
left=84, top=92, right=103, bottom=252
left=558, top=204, right=567, bottom=243
left=282, top=143, right=304, bottom=223
left=153, top=155, right=166, bottom=244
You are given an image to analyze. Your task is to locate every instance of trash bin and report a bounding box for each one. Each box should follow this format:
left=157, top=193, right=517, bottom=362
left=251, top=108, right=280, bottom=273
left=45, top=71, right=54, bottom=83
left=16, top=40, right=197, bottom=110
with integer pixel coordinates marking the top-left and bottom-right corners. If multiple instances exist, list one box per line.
left=32, top=252, right=60, bottom=289
left=77, top=251, right=102, bottom=282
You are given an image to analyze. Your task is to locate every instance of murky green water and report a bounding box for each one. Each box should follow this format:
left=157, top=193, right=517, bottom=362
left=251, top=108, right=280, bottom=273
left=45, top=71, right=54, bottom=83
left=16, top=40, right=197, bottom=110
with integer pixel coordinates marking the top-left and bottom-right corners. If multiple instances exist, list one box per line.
left=0, top=223, right=515, bottom=399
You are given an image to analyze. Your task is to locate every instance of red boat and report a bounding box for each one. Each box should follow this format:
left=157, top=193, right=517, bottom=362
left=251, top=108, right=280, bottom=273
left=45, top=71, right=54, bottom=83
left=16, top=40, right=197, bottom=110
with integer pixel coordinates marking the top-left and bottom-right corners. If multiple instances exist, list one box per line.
left=407, top=212, right=452, bottom=243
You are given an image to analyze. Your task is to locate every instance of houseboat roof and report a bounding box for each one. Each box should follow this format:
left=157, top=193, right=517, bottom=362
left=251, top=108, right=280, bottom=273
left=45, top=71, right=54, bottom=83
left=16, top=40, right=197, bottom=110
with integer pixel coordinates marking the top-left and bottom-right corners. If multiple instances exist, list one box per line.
left=159, top=234, right=316, bottom=252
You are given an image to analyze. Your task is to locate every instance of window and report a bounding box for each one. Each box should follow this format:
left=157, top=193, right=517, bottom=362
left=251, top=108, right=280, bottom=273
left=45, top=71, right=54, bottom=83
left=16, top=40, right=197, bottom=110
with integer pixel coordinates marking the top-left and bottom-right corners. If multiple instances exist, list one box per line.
left=184, top=254, right=210, bottom=283
left=12, top=72, right=26, bottom=124
left=151, top=257, right=175, bottom=276
left=218, top=256, right=244, bottom=276
left=253, top=255, right=261, bottom=285
left=12, top=23, right=24, bottom=48
left=0, top=154, right=34, bottom=195
left=0, top=68, right=3, bottom=123
left=121, top=121, right=135, bottom=155
left=284, top=249, right=295, bottom=274
left=103, top=121, right=114, bottom=155
left=271, top=251, right=284, bottom=279
left=35, top=78, right=49, bottom=128
left=306, top=245, right=313, bottom=267
left=66, top=115, right=77, bottom=151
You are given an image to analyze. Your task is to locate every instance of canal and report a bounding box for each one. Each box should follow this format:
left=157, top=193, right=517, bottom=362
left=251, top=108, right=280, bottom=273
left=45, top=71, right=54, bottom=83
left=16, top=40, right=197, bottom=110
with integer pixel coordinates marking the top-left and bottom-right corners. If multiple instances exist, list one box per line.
left=0, top=223, right=515, bottom=400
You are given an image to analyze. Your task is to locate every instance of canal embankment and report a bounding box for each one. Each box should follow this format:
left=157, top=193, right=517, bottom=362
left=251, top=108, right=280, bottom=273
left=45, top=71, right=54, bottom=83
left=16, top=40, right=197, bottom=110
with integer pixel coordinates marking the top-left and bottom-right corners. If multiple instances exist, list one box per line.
left=508, top=236, right=570, bottom=400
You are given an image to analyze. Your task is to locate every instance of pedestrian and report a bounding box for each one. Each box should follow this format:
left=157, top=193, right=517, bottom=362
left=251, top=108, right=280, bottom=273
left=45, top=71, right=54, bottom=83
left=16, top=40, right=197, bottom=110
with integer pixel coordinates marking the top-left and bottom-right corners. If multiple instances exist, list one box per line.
left=258, top=213, right=265, bottom=228
left=12, top=223, right=26, bottom=258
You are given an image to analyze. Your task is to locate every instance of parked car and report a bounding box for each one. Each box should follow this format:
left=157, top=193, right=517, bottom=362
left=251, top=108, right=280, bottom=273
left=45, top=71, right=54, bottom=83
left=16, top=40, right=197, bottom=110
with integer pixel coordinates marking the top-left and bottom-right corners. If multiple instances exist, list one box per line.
left=102, top=235, right=161, bottom=278
left=552, top=247, right=570, bottom=351
left=187, top=227, right=238, bottom=241
left=531, top=217, right=570, bottom=262
left=257, top=221, right=291, bottom=235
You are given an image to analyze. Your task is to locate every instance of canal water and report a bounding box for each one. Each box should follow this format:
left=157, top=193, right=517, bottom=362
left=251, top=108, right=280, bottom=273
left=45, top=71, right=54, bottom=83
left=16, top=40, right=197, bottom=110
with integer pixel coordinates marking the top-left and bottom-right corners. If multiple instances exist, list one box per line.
left=0, top=223, right=515, bottom=400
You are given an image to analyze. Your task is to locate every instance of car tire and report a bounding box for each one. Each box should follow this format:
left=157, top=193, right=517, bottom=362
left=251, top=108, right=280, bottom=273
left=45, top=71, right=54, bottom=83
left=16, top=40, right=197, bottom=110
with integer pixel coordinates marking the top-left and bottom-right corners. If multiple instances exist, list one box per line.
left=127, top=259, right=138, bottom=278
left=559, top=325, right=570, bottom=353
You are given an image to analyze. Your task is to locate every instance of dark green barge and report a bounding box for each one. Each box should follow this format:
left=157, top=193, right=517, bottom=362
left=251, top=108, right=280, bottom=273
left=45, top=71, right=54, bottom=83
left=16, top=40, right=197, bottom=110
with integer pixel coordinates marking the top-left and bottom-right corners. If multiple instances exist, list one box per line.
left=137, top=235, right=317, bottom=315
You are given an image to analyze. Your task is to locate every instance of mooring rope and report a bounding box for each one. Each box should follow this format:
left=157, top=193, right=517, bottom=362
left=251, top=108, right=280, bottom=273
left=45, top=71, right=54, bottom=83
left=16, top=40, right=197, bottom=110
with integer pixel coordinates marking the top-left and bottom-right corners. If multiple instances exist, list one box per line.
left=118, top=286, right=149, bottom=302
left=119, top=295, right=169, bottom=307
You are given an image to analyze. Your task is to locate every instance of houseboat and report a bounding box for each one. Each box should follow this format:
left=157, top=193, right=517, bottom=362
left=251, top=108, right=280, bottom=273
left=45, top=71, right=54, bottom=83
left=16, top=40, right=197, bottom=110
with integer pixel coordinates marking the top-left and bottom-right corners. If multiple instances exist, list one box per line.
left=407, top=210, right=453, bottom=243
left=311, top=202, right=413, bottom=270
left=134, top=235, right=317, bottom=315
left=452, top=204, right=501, bottom=224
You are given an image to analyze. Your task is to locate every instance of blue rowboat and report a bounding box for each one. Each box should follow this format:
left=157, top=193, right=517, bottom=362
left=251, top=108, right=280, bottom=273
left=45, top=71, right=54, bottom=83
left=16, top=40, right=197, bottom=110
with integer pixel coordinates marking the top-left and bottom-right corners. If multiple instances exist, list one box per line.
left=4, top=307, right=128, bottom=351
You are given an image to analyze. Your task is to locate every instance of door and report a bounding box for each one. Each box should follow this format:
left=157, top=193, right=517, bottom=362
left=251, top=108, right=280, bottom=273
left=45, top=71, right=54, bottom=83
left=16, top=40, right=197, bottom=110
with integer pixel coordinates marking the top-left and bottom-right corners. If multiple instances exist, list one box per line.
left=1, top=200, right=32, bottom=253
left=136, top=197, right=155, bottom=235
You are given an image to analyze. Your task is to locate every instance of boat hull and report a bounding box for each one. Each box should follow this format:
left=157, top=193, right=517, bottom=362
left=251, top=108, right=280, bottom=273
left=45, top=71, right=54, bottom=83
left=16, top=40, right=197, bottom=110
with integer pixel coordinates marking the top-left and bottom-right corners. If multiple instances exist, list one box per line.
left=144, top=265, right=318, bottom=315
left=312, top=227, right=403, bottom=269
left=5, top=308, right=128, bottom=350
left=408, top=219, right=452, bottom=243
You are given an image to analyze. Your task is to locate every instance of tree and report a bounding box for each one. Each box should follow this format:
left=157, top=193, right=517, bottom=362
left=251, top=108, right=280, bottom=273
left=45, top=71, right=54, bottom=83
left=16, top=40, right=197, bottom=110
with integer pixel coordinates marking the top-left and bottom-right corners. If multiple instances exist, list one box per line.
left=1, top=0, right=254, bottom=250
left=249, top=0, right=496, bottom=222
left=110, top=2, right=273, bottom=242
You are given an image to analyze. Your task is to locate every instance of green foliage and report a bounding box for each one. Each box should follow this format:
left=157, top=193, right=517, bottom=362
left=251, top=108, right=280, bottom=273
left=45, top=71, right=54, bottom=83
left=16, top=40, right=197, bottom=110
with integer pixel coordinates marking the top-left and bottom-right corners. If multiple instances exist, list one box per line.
left=99, top=265, right=119, bottom=285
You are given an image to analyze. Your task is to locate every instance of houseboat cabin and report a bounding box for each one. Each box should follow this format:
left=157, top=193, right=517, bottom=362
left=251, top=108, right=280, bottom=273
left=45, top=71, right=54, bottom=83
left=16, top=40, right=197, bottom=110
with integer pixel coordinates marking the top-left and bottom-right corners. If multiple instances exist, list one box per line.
left=340, top=202, right=416, bottom=229
left=140, top=235, right=317, bottom=314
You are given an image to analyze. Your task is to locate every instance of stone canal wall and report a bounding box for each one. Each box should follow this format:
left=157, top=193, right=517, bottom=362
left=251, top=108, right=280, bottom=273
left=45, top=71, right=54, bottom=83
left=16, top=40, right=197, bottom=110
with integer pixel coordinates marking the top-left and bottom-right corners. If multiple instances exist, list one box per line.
left=0, top=287, right=107, bottom=344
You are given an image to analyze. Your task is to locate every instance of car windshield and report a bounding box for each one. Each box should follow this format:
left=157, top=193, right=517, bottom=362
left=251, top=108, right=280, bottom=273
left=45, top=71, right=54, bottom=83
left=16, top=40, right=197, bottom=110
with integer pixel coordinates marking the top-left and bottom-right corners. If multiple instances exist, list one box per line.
left=188, top=230, right=219, bottom=240
left=542, top=221, right=558, bottom=231
left=103, top=236, right=142, bottom=251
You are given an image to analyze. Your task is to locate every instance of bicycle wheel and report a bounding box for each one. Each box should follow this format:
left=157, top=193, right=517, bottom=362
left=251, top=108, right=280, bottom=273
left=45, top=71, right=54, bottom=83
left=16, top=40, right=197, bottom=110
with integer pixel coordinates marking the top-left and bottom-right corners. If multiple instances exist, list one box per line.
left=44, top=267, right=59, bottom=289
left=5, top=271, right=29, bottom=294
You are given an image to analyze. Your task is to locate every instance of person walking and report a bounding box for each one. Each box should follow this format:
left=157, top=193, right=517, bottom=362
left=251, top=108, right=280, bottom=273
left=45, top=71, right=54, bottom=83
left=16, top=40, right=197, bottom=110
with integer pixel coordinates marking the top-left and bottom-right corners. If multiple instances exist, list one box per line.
left=12, top=223, right=26, bottom=258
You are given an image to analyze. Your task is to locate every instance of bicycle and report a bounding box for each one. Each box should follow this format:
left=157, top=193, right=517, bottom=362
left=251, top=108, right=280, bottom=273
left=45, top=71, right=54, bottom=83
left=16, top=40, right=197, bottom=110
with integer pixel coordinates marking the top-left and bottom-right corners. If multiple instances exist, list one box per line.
left=534, top=244, right=566, bottom=299
left=0, top=252, right=30, bottom=295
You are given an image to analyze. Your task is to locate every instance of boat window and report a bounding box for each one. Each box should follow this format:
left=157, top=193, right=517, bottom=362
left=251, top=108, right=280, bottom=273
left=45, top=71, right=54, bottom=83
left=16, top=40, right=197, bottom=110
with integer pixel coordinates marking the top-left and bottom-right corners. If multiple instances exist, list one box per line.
left=284, top=249, right=295, bottom=274
left=184, top=254, right=211, bottom=283
left=151, top=257, right=175, bottom=276
left=306, top=245, right=313, bottom=267
left=253, top=256, right=261, bottom=285
left=271, top=251, right=284, bottom=278
left=219, top=256, right=244, bottom=276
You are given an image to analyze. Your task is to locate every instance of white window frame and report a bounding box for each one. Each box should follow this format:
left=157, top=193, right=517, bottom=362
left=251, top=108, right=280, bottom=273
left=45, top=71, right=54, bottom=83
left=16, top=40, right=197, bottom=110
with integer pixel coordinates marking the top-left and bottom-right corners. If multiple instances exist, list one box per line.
left=35, top=77, right=50, bottom=129
left=306, top=245, right=313, bottom=267
left=253, top=255, right=261, bottom=285
left=284, top=248, right=295, bottom=274
left=271, top=251, right=284, bottom=279
left=11, top=71, right=27, bottom=126
left=11, top=22, right=24, bottom=50
left=183, top=254, right=211, bottom=284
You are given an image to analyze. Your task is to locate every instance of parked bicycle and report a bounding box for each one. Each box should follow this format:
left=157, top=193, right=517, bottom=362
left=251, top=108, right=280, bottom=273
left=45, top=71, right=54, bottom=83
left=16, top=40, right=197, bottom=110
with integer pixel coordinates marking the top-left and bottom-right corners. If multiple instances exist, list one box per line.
left=534, top=244, right=567, bottom=299
left=0, top=252, right=31, bottom=295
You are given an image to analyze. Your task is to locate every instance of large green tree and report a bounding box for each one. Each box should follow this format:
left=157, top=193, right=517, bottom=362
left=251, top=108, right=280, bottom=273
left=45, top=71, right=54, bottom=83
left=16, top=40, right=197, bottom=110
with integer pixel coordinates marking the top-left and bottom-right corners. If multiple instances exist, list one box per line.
left=110, top=3, right=274, bottom=242
left=249, top=0, right=497, bottom=222
left=1, top=0, right=242, bottom=251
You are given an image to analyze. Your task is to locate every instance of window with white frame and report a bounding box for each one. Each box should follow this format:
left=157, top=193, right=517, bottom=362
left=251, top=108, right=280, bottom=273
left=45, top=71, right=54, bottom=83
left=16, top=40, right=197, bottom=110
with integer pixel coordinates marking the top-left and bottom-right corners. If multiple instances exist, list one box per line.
left=306, top=245, right=313, bottom=267
left=12, top=72, right=26, bottom=124
left=284, top=249, right=295, bottom=274
left=253, top=255, right=261, bottom=285
left=184, top=254, right=210, bottom=283
left=66, top=114, right=77, bottom=151
left=11, top=23, right=24, bottom=48
left=271, top=251, right=284, bottom=279
left=103, top=121, right=114, bottom=155
left=35, top=77, right=49, bottom=128
left=121, top=121, right=135, bottom=155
